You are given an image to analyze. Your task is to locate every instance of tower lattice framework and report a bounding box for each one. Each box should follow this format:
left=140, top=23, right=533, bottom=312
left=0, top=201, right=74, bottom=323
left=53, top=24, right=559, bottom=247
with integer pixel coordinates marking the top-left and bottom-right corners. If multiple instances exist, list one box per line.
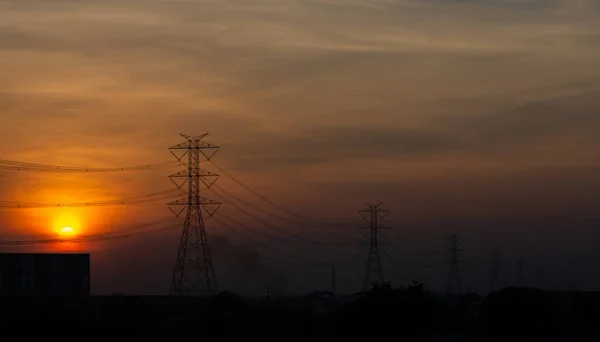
left=489, top=250, right=501, bottom=293
left=167, top=133, right=221, bottom=296
left=446, top=234, right=463, bottom=295
left=360, top=203, right=388, bottom=291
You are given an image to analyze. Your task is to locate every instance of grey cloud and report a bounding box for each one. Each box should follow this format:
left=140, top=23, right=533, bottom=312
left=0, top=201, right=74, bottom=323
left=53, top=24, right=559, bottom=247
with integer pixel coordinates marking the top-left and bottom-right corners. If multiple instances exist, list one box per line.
left=220, top=125, right=459, bottom=167
left=217, top=83, right=600, bottom=170
left=0, top=28, right=71, bottom=52
left=411, top=0, right=564, bottom=10
left=1, top=0, right=599, bottom=168
left=448, top=88, right=600, bottom=149
left=308, top=164, right=600, bottom=220
left=0, top=90, right=99, bottom=118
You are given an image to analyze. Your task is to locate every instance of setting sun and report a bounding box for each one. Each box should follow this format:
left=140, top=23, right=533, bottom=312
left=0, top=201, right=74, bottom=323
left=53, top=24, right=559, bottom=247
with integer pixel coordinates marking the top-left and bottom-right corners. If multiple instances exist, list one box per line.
left=52, top=212, right=82, bottom=237
left=59, top=226, right=76, bottom=237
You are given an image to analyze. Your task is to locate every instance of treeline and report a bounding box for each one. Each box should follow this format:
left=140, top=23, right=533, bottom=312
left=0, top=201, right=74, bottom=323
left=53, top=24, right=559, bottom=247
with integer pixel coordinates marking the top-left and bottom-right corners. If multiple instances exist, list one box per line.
left=1, top=283, right=600, bottom=339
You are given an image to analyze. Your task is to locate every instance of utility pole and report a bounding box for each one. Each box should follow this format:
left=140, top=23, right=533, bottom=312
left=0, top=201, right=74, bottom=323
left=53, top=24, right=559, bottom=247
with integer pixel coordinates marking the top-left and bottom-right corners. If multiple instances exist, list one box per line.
left=446, top=234, right=463, bottom=295
left=489, top=250, right=501, bottom=293
left=359, top=202, right=388, bottom=291
left=331, top=266, right=336, bottom=294
left=167, top=133, right=221, bottom=296
left=534, top=265, right=543, bottom=289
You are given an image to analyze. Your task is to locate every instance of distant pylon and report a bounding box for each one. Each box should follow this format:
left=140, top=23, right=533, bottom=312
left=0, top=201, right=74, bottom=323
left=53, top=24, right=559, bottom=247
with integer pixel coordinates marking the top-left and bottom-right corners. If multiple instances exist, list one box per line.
left=167, top=133, right=221, bottom=296
left=360, top=202, right=388, bottom=291
left=331, top=266, right=336, bottom=294
left=446, top=234, right=463, bottom=295
left=489, top=250, right=501, bottom=293
left=534, top=265, right=543, bottom=289
left=517, top=259, right=525, bottom=287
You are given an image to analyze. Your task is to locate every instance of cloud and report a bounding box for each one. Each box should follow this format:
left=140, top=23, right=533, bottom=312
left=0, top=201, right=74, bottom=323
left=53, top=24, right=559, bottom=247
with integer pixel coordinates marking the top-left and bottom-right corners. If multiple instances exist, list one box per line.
left=449, top=88, right=600, bottom=150
left=308, top=163, right=600, bottom=223
left=0, top=0, right=598, bottom=172
left=1, top=0, right=600, bottom=293
left=215, top=81, right=600, bottom=171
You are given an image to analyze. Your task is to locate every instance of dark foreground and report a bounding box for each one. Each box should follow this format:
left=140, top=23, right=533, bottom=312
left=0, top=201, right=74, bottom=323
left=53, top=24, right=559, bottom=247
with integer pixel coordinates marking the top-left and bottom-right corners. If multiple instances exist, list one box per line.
left=1, top=284, right=600, bottom=339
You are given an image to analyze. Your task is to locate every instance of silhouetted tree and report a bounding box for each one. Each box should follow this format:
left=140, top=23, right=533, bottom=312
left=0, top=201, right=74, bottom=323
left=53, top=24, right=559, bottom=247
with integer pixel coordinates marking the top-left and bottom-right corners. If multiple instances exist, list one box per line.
left=336, top=282, right=397, bottom=335
left=480, top=287, right=560, bottom=338
left=396, top=281, right=437, bottom=337
left=567, top=293, right=600, bottom=335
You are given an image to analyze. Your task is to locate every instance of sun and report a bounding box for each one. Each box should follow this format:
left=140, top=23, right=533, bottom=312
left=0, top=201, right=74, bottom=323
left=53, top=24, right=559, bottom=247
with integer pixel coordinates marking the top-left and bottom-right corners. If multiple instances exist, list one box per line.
left=52, top=212, right=82, bottom=237
left=59, top=226, right=76, bottom=237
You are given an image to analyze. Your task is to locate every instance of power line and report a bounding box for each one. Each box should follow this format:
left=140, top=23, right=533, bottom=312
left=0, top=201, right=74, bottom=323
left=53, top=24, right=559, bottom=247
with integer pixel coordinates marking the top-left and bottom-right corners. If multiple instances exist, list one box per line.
left=209, top=161, right=359, bottom=227
left=0, top=159, right=182, bottom=172
left=212, top=183, right=356, bottom=228
left=212, top=214, right=312, bottom=265
left=384, top=228, right=442, bottom=257
left=214, top=211, right=312, bottom=246
left=210, top=186, right=360, bottom=246
left=0, top=217, right=177, bottom=245
left=379, top=232, right=438, bottom=269
left=213, top=213, right=363, bottom=267
left=0, top=189, right=183, bottom=208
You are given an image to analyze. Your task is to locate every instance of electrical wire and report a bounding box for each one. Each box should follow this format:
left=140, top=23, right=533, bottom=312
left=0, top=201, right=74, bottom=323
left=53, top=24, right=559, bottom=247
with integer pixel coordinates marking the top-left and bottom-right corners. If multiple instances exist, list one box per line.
left=0, top=226, right=178, bottom=245
left=0, top=189, right=184, bottom=208
left=212, top=214, right=364, bottom=266
left=212, top=183, right=358, bottom=229
left=214, top=211, right=315, bottom=246
left=212, top=214, right=311, bottom=264
left=0, top=217, right=178, bottom=245
left=0, top=159, right=182, bottom=172
left=211, top=186, right=360, bottom=246
left=209, top=161, right=361, bottom=227
left=379, top=231, right=439, bottom=269
left=381, top=226, right=442, bottom=257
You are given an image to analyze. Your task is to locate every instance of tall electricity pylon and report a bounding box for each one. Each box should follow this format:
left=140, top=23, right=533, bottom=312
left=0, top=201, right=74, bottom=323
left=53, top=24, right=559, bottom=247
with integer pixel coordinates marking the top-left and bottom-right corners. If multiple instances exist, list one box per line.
left=489, top=250, right=501, bottom=293
left=446, top=234, right=463, bottom=295
left=167, top=133, right=221, bottom=296
left=360, top=202, right=388, bottom=291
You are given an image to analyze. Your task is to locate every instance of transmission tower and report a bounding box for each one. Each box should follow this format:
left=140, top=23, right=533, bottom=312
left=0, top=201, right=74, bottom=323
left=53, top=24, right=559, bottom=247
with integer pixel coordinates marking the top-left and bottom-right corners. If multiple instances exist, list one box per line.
left=167, top=133, right=221, bottom=296
left=534, top=265, right=543, bottom=289
left=489, top=250, right=501, bottom=293
left=517, top=259, right=525, bottom=287
left=360, top=202, right=388, bottom=291
left=446, top=234, right=463, bottom=295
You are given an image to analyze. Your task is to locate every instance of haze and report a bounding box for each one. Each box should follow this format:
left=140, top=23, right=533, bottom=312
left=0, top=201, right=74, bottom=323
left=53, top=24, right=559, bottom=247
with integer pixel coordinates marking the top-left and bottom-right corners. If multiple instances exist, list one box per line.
left=0, top=0, right=599, bottom=295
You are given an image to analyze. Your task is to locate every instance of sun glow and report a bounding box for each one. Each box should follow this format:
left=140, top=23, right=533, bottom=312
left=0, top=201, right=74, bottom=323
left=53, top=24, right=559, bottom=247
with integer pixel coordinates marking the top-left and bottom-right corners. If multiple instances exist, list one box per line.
left=53, top=212, right=81, bottom=237
left=59, top=226, right=76, bottom=237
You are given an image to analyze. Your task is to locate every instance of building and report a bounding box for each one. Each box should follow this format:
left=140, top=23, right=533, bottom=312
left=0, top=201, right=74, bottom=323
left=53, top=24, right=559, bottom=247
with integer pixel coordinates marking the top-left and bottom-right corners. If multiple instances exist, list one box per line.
left=0, top=253, right=90, bottom=297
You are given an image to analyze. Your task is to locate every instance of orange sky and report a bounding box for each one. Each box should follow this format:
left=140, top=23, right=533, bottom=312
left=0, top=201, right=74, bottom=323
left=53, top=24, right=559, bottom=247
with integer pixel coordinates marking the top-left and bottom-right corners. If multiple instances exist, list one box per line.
left=0, top=0, right=600, bottom=294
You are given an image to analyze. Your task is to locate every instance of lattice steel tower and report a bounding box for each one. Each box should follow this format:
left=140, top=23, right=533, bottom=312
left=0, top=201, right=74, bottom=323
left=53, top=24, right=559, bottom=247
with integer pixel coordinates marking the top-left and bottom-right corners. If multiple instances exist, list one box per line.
left=360, top=202, right=388, bottom=291
left=446, top=234, right=463, bottom=295
left=517, top=259, right=525, bottom=287
left=167, top=133, right=221, bottom=296
left=489, top=250, right=501, bottom=293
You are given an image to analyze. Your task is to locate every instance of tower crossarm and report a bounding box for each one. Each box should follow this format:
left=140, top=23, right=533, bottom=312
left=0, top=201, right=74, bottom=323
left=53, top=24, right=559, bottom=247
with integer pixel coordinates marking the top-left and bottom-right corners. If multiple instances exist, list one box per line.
left=169, top=141, right=220, bottom=150
left=167, top=197, right=221, bottom=206
left=169, top=169, right=219, bottom=178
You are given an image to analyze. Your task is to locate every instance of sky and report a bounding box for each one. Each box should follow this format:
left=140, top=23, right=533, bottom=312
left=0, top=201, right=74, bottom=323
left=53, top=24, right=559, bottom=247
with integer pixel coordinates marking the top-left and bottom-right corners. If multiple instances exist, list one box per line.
left=0, top=0, right=600, bottom=295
